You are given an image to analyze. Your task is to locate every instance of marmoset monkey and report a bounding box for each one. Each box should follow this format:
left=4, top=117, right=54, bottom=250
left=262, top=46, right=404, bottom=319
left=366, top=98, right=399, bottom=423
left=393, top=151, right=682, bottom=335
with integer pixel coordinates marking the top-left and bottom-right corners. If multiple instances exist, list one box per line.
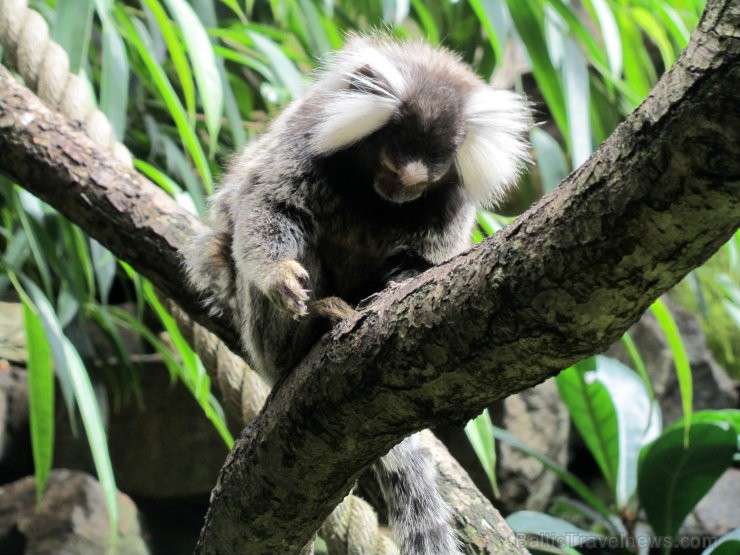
left=184, top=35, right=530, bottom=555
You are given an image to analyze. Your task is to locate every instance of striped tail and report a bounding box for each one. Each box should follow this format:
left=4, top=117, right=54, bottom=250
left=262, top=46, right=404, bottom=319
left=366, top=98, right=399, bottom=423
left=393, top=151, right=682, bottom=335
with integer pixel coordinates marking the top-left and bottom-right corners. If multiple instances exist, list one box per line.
left=374, top=434, right=462, bottom=555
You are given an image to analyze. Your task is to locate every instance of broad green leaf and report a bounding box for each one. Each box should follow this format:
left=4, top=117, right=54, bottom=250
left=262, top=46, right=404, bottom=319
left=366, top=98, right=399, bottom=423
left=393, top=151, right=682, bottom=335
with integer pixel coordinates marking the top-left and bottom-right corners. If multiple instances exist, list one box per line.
left=464, top=409, right=499, bottom=497
left=638, top=422, right=736, bottom=547
left=506, top=511, right=604, bottom=547
left=163, top=0, right=224, bottom=147
left=665, top=409, right=740, bottom=450
left=592, top=356, right=661, bottom=509
left=493, top=426, right=612, bottom=519
left=53, top=0, right=94, bottom=73
left=556, top=358, right=619, bottom=492
left=21, top=294, right=55, bottom=504
left=702, top=529, right=740, bottom=555
left=650, top=298, right=692, bottom=442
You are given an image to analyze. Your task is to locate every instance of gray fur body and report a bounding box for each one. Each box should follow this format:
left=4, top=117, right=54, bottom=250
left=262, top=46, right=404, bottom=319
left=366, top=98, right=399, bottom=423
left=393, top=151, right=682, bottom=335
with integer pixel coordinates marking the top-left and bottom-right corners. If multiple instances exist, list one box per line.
left=184, top=35, right=530, bottom=555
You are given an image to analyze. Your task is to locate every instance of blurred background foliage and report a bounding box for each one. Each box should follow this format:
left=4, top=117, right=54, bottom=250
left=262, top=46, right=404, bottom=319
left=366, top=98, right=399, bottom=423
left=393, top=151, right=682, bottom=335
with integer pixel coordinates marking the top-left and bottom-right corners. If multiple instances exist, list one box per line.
left=1, top=0, right=739, bottom=554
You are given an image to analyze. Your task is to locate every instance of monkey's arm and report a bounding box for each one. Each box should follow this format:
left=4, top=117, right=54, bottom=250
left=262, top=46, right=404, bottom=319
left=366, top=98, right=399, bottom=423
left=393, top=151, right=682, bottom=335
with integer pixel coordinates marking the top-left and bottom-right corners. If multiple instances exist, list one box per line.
left=231, top=191, right=312, bottom=318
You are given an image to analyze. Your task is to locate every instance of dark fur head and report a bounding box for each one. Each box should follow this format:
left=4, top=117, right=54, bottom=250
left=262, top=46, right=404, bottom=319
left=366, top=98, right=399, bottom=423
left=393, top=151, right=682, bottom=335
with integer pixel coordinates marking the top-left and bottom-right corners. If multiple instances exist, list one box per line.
left=305, top=35, right=531, bottom=207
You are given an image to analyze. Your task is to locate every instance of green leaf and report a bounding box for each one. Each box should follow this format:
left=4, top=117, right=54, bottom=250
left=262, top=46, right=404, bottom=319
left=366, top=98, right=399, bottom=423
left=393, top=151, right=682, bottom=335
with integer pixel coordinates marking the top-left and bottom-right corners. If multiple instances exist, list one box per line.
left=556, top=358, right=619, bottom=492
left=89, top=239, right=117, bottom=305
left=504, top=0, right=568, bottom=141
left=248, top=31, right=305, bottom=99
left=631, top=7, right=676, bottom=72
left=638, top=422, right=737, bottom=546
left=561, top=36, right=591, bottom=167
left=650, top=298, right=692, bottom=442
left=141, top=281, right=233, bottom=447
left=584, top=0, right=622, bottom=77
left=21, top=293, right=55, bottom=504
left=141, top=0, right=196, bottom=123
left=53, top=0, right=94, bottom=73
left=468, top=0, right=506, bottom=63
left=19, top=277, right=119, bottom=541
left=464, top=409, right=499, bottom=497
left=163, top=0, right=224, bottom=147
left=116, top=7, right=213, bottom=193
left=702, top=529, right=740, bottom=555
left=595, top=356, right=661, bottom=508
left=665, top=409, right=740, bottom=450
left=93, top=0, right=129, bottom=139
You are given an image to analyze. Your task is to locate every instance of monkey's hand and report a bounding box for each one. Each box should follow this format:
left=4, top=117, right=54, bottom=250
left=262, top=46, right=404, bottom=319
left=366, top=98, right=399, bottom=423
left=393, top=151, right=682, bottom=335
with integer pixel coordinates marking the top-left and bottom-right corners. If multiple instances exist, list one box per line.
left=262, top=260, right=310, bottom=319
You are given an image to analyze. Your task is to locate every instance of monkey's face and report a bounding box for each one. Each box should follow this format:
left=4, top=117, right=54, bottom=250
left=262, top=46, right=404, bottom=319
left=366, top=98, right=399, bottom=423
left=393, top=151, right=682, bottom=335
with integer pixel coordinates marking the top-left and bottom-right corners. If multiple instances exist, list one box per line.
left=372, top=98, right=464, bottom=204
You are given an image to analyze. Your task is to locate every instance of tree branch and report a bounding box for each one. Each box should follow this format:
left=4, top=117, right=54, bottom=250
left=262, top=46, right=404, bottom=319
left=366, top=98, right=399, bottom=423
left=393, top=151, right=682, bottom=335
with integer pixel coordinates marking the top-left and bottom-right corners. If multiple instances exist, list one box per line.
left=1, top=1, right=739, bottom=553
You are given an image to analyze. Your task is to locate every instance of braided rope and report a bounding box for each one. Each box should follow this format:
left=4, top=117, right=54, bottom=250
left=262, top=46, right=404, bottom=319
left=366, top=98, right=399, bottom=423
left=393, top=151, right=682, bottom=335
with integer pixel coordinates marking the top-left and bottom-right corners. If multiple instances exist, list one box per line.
left=0, top=0, right=132, bottom=165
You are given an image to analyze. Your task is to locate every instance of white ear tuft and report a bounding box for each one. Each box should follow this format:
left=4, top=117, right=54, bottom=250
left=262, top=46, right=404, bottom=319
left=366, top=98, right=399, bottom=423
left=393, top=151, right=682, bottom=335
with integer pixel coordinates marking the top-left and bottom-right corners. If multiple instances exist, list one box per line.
left=310, top=92, right=399, bottom=155
left=456, top=88, right=531, bottom=206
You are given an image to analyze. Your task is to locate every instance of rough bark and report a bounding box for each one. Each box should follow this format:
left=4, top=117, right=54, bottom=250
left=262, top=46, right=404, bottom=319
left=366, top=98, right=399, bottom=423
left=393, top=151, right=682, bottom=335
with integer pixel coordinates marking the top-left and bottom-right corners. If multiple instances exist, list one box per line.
left=0, top=0, right=738, bottom=553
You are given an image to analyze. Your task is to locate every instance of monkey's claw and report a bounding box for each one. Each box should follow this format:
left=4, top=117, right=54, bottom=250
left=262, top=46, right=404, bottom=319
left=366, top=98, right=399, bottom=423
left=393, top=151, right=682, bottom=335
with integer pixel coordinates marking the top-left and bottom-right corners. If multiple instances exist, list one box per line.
left=264, top=260, right=311, bottom=318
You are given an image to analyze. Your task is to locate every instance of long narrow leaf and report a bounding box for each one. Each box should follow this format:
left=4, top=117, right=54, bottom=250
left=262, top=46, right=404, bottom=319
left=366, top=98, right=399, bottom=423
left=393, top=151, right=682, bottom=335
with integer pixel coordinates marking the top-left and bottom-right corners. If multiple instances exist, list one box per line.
left=93, top=0, right=129, bottom=139
left=504, top=0, right=569, bottom=141
left=20, top=291, right=55, bottom=504
left=140, top=0, right=197, bottom=123
left=464, top=409, right=499, bottom=497
left=19, top=277, right=119, bottom=542
left=53, top=0, right=94, bottom=73
left=650, top=298, right=692, bottom=443
left=163, top=0, right=224, bottom=148
left=116, top=7, right=213, bottom=193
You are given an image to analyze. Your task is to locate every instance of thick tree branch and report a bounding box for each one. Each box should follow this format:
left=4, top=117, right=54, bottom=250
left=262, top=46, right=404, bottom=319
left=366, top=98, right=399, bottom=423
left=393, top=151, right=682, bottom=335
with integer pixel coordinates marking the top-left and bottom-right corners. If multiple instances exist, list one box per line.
left=1, top=1, right=739, bottom=553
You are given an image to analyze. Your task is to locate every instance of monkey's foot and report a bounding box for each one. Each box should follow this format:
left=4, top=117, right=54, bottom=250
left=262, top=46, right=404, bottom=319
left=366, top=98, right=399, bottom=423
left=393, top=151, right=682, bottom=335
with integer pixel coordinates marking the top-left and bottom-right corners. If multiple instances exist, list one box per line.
left=308, top=296, right=357, bottom=322
left=263, top=260, right=310, bottom=318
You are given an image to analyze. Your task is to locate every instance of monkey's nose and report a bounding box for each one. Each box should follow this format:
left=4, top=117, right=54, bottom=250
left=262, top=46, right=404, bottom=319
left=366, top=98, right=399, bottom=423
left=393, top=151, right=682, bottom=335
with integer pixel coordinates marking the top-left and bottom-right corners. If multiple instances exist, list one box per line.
left=398, top=161, right=429, bottom=188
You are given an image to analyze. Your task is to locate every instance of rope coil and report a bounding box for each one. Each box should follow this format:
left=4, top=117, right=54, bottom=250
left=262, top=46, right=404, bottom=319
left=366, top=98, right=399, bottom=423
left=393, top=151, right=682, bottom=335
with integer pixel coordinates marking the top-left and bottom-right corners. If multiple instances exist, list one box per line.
left=0, top=0, right=132, bottom=166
